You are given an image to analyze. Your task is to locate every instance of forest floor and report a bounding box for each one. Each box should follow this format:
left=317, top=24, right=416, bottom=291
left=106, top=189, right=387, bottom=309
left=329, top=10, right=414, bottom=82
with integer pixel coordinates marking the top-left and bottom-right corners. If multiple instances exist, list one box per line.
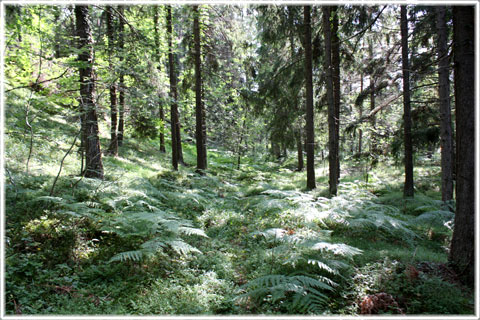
left=4, top=101, right=475, bottom=315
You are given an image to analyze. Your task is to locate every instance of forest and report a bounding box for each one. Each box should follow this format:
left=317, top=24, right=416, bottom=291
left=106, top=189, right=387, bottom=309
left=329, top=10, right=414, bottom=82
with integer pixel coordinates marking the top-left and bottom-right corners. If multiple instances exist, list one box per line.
left=3, top=2, right=476, bottom=316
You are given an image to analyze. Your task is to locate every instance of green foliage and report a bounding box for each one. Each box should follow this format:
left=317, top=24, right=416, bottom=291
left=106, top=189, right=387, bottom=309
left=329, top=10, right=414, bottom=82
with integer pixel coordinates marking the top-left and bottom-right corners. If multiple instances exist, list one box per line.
left=237, top=274, right=333, bottom=314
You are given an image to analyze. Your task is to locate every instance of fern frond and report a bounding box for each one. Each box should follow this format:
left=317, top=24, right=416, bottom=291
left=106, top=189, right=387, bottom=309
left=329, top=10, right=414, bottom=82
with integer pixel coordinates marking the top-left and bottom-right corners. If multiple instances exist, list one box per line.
left=310, top=242, right=362, bottom=257
left=109, top=250, right=143, bottom=262
left=414, top=210, right=454, bottom=227
left=178, top=226, right=208, bottom=238
left=307, top=259, right=338, bottom=275
left=165, top=239, right=202, bottom=255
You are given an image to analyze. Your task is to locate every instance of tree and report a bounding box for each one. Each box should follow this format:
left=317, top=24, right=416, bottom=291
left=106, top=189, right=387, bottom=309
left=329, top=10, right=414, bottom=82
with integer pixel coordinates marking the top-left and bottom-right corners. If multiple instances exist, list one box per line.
left=435, top=6, right=453, bottom=202
left=194, top=5, right=207, bottom=173
left=323, top=6, right=336, bottom=195
left=75, top=5, right=103, bottom=179
left=450, top=5, right=474, bottom=286
left=400, top=5, right=414, bottom=198
left=331, top=6, right=341, bottom=184
left=117, top=5, right=125, bottom=147
left=304, top=6, right=315, bottom=190
left=154, top=6, right=166, bottom=153
left=166, top=5, right=179, bottom=170
left=106, top=5, right=118, bottom=156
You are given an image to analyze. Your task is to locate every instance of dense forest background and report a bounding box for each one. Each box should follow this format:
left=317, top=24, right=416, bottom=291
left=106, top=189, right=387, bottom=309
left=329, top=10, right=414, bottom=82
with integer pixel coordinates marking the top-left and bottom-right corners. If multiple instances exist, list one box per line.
left=3, top=3, right=476, bottom=316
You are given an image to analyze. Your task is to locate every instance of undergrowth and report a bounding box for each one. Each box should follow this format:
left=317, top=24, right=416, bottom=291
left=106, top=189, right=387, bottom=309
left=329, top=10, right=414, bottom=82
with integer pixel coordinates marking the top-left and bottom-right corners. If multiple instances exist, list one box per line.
left=5, top=91, right=474, bottom=315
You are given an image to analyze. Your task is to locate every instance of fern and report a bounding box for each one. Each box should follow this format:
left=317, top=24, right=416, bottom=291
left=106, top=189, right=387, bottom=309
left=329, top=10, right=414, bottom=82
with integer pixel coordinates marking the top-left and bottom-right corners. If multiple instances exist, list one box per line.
left=237, top=274, right=334, bottom=313
left=414, top=210, right=454, bottom=228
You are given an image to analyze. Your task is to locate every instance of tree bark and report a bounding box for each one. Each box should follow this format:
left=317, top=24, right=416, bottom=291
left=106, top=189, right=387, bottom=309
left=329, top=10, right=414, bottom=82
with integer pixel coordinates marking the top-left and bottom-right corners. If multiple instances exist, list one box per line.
left=167, top=5, right=178, bottom=170
left=296, top=128, right=304, bottom=171
left=106, top=6, right=118, bottom=156
left=331, top=6, right=341, bottom=184
left=400, top=5, right=414, bottom=198
left=368, top=40, right=377, bottom=155
left=194, top=5, right=206, bottom=173
left=435, top=6, right=453, bottom=202
left=117, top=5, right=125, bottom=147
left=75, top=5, right=103, bottom=179
left=154, top=6, right=166, bottom=153
left=323, top=6, right=336, bottom=195
left=304, top=6, right=316, bottom=190
left=358, top=74, right=363, bottom=154
left=450, top=5, right=475, bottom=286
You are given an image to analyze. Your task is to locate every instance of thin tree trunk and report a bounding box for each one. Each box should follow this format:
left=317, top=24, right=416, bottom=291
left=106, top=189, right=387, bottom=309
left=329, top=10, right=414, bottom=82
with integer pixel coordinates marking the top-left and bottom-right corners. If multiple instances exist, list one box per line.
left=331, top=6, right=341, bottom=184
left=106, top=5, right=118, bottom=156
left=435, top=6, right=453, bottom=202
left=304, top=6, right=315, bottom=190
left=236, top=117, right=247, bottom=170
left=117, top=5, right=125, bottom=147
left=75, top=5, right=103, bottom=179
left=154, top=6, right=166, bottom=153
left=194, top=5, right=206, bottom=173
left=358, top=74, right=363, bottom=154
left=323, top=6, right=336, bottom=195
left=289, top=7, right=303, bottom=172
left=400, top=5, right=414, bottom=197
left=449, top=5, right=474, bottom=286
left=368, top=40, right=377, bottom=154
left=118, top=76, right=125, bottom=147
left=296, top=128, right=304, bottom=171
left=167, top=5, right=178, bottom=170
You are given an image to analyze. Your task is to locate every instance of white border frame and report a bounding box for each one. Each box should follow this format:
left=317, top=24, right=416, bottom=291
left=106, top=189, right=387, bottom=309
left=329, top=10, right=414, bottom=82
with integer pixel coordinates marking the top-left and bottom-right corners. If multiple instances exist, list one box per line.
left=0, top=1, right=478, bottom=319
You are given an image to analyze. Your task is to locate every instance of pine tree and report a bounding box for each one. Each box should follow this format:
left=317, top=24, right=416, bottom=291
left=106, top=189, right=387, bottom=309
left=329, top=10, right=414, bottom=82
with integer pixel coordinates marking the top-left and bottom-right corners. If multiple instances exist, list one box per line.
left=400, top=5, right=414, bottom=198
left=75, top=5, right=104, bottom=179
left=304, top=5, right=315, bottom=190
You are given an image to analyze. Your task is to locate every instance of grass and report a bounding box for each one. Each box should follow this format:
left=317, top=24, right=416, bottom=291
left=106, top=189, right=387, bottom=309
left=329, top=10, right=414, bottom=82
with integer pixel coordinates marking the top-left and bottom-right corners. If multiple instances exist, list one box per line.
left=4, top=90, right=474, bottom=315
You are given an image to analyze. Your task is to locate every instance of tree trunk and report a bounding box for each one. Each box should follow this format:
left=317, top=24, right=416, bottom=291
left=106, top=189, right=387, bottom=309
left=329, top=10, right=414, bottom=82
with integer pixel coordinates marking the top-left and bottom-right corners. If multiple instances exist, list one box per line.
left=450, top=5, right=475, bottom=286
left=117, top=5, right=125, bottom=147
left=75, top=5, right=103, bottom=179
left=154, top=6, right=166, bottom=153
left=323, top=6, right=336, bottom=195
left=106, top=6, right=118, bottom=156
left=358, top=74, right=363, bottom=154
left=167, top=5, right=178, bottom=170
left=368, top=40, right=377, bottom=155
left=296, top=128, right=304, bottom=171
left=289, top=7, right=303, bottom=173
left=194, top=5, right=206, bottom=173
left=400, top=5, right=414, bottom=198
left=304, top=6, right=316, bottom=190
left=331, top=6, right=341, bottom=184
left=435, top=6, right=453, bottom=203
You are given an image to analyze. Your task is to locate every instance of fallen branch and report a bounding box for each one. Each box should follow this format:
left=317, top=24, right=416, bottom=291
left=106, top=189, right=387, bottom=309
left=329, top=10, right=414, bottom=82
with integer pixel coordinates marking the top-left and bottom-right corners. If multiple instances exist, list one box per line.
left=346, top=93, right=403, bottom=132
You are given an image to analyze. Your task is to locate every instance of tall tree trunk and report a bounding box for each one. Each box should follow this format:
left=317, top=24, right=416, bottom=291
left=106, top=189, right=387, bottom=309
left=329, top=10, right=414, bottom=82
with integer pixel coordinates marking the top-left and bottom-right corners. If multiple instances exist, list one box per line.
left=400, top=5, right=414, bottom=198
left=75, top=5, right=103, bottom=179
left=166, top=5, right=178, bottom=170
left=289, top=7, right=303, bottom=172
left=435, top=6, right=453, bottom=203
left=154, top=6, right=166, bottom=153
left=106, top=5, right=118, bottom=156
left=194, top=5, right=206, bottom=173
left=304, top=6, right=316, bottom=190
left=331, top=6, right=341, bottom=184
left=358, top=74, right=363, bottom=154
left=368, top=40, right=377, bottom=155
left=323, top=6, right=336, bottom=195
left=450, top=5, right=474, bottom=286
left=117, top=5, right=125, bottom=147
